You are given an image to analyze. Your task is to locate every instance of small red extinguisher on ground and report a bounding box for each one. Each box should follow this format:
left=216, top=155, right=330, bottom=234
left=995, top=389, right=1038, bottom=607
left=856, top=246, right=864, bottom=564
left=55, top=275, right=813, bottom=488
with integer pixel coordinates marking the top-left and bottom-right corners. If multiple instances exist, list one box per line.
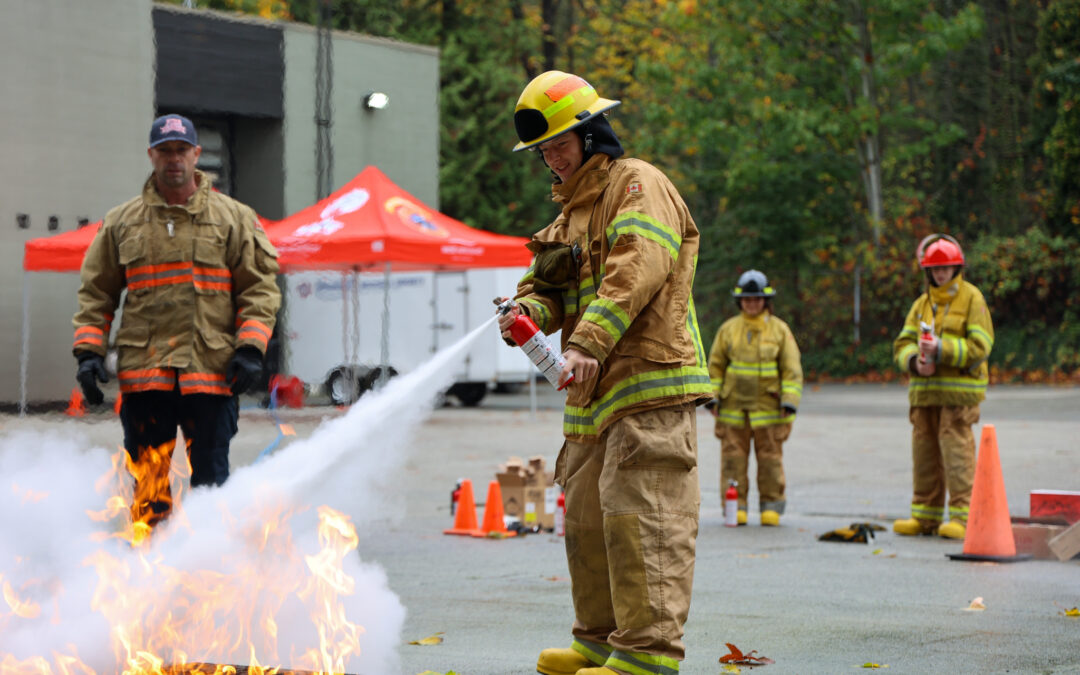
left=555, top=491, right=566, bottom=536
left=724, top=480, right=739, bottom=528
left=451, top=479, right=463, bottom=517
left=497, top=300, right=574, bottom=390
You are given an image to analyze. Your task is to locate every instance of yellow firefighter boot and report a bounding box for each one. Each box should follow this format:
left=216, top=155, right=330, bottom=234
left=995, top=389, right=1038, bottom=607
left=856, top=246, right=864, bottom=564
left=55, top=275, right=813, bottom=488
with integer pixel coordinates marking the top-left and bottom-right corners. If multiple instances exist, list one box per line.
left=537, top=648, right=593, bottom=675
left=938, top=520, right=966, bottom=540
left=893, top=518, right=931, bottom=536
left=761, top=510, right=780, bottom=526
left=737, top=509, right=748, bottom=525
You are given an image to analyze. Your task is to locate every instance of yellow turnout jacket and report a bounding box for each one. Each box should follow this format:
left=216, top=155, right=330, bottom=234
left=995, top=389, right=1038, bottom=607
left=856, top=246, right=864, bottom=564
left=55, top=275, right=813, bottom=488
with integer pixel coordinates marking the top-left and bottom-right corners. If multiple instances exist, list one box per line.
left=708, top=311, right=803, bottom=428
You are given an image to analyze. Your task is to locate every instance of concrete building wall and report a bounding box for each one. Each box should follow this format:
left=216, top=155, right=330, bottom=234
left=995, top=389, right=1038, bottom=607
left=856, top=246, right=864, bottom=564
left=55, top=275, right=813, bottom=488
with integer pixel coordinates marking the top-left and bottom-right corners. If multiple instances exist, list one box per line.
left=1, top=0, right=155, bottom=406
left=281, top=26, right=439, bottom=214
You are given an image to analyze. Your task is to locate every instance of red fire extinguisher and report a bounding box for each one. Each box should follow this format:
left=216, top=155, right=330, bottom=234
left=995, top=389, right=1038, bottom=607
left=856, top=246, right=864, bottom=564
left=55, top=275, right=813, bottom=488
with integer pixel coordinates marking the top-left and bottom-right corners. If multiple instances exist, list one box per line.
left=497, top=300, right=574, bottom=390
left=724, top=480, right=739, bottom=528
left=918, top=320, right=936, bottom=364
left=555, top=491, right=566, bottom=536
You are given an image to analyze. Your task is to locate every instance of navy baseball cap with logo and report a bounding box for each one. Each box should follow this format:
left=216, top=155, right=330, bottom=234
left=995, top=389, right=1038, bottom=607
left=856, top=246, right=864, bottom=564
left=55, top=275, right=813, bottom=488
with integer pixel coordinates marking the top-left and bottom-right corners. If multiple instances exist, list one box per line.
left=149, top=114, right=198, bottom=148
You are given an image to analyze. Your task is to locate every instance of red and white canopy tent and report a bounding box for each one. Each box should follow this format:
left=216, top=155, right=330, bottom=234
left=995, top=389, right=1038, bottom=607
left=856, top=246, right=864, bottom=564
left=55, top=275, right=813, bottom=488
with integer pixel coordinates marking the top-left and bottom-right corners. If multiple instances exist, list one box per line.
left=20, top=166, right=532, bottom=411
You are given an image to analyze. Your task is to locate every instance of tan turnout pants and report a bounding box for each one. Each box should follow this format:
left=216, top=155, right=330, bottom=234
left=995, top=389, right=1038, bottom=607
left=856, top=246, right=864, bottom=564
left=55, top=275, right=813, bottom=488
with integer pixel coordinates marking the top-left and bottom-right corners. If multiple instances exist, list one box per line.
left=908, top=405, right=978, bottom=528
left=557, top=404, right=699, bottom=663
left=717, top=413, right=790, bottom=514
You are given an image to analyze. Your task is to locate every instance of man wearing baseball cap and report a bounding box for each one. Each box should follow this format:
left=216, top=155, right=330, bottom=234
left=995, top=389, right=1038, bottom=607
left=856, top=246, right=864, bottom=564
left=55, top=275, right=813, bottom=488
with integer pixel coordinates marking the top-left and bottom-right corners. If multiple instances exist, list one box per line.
left=72, top=113, right=281, bottom=542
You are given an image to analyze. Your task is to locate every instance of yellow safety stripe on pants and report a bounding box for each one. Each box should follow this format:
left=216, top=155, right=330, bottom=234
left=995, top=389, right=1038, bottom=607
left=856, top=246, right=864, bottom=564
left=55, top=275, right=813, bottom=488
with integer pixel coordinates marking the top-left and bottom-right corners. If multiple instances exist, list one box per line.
left=948, top=505, right=969, bottom=520
left=582, top=297, right=631, bottom=344
left=909, top=376, right=988, bottom=395
left=911, top=503, right=944, bottom=521
left=564, top=366, right=712, bottom=436
left=896, top=343, right=919, bottom=370
left=726, top=360, right=779, bottom=378
left=605, top=211, right=682, bottom=262
left=571, top=638, right=613, bottom=666
left=518, top=297, right=552, bottom=330
left=606, top=649, right=680, bottom=675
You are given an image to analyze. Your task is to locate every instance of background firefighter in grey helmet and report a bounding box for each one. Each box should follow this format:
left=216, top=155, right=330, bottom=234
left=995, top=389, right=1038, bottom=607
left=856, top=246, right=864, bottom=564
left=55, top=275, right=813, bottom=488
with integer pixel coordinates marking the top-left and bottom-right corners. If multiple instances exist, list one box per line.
left=497, top=70, right=711, bottom=675
left=707, top=270, right=803, bottom=526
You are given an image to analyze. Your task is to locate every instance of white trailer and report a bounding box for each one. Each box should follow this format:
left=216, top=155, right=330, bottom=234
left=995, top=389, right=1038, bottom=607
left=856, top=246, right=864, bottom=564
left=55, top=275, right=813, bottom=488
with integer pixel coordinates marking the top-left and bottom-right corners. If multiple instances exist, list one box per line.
left=278, top=266, right=532, bottom=405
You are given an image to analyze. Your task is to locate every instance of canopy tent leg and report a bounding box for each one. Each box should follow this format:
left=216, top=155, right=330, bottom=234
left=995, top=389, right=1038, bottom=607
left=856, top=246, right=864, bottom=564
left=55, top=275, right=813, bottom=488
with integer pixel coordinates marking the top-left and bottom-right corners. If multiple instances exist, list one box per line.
left=377, top=262, right=391, bottom=388
left=19, top=272, right=30, bottom=416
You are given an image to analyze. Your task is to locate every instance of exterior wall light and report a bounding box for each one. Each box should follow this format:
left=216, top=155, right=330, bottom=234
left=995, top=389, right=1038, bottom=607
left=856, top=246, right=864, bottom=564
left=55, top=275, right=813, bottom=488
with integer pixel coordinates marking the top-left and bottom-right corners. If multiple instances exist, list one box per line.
left=364, top=91, right=390, bottom=110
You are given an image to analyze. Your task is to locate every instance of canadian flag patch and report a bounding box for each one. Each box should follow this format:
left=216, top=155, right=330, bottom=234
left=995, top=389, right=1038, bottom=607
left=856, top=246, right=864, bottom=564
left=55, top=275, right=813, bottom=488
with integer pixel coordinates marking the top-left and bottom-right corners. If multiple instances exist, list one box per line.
left=626, top=182, right=643, bottom=194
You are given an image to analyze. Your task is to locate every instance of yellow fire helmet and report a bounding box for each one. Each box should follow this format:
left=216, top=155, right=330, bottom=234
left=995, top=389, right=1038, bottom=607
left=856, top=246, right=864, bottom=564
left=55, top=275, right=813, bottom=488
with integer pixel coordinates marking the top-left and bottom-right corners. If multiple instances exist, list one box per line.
left=513, top=70, right=620, bottom=151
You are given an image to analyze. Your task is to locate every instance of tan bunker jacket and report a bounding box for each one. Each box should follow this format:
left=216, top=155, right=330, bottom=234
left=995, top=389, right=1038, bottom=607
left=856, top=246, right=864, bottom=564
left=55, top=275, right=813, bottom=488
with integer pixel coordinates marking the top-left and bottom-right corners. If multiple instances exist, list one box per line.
left=73, top=171, right=281, bottom=396
left=513, top=153, right=712, bottom=440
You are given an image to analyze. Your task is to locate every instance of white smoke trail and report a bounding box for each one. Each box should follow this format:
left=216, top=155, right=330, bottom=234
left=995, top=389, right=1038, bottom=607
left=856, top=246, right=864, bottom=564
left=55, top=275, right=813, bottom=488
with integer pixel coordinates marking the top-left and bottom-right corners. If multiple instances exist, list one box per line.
left=0, top=315, right=499, bottom=674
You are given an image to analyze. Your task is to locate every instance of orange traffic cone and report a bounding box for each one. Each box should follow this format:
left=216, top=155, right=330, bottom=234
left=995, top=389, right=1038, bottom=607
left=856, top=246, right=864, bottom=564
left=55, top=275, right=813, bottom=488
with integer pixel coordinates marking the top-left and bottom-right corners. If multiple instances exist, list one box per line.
left=443, top=478, right=481, bottom=536
left=947, top=424, right=1031, bottom=562
left=472, top=480, right=517, bottom=538
left=65, top=388, right=86, bottom=417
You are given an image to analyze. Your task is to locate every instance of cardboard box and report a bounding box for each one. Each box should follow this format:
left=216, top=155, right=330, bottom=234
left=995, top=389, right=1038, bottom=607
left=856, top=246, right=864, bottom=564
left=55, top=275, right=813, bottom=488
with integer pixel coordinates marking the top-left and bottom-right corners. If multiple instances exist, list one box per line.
left=1011, top=517, right=1068, bottom=559
left=496, top=455, right=556, bottom=530
left=1030, top=490, right=1080, bottom=524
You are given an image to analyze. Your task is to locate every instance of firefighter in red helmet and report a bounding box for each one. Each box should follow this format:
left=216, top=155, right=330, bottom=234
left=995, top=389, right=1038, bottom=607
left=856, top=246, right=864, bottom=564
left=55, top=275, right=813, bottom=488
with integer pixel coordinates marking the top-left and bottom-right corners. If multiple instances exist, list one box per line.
left=892, top=234, right=994, bottom=539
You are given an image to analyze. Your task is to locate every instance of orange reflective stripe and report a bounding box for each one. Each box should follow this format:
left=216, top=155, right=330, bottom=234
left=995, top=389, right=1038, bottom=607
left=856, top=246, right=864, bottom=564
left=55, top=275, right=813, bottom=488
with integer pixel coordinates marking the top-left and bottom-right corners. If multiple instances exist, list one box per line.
left=179, top=372, right=231, bottom=396
left=546, top=74, right=589, bottom=101
left=74, top=326, right=105, bottom=348
left=118, top=368, right=176, bottom=393
left=127, top=262, right=194, bottom=291
left=236, top=319, right=271, bottom=348
left=193, top=266, right=232, bottom=292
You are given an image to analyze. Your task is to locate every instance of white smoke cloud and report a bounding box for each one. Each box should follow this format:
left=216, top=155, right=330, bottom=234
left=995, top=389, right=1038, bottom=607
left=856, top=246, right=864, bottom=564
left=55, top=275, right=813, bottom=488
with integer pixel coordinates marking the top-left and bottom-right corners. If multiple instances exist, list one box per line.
left=0, top=316, right=497, bottom=674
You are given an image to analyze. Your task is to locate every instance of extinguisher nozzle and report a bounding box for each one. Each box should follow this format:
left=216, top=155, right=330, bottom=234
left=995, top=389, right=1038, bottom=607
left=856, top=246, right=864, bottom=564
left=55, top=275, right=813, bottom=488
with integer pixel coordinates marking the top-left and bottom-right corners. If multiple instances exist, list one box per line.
left=556, top=374, right=575, bottom=391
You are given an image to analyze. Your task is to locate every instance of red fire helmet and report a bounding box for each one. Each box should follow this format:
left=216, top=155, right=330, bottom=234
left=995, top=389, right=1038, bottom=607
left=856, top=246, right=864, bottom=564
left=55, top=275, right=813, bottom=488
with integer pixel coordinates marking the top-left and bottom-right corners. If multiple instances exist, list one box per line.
left=918, top=236, right=965, bottom=268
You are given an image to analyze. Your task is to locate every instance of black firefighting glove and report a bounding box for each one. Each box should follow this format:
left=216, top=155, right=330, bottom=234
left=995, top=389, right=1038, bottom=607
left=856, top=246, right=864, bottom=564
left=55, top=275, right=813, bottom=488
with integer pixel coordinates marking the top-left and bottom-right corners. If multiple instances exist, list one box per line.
left=75, top=352, right=108, bottom=406
left=782, top=404, right=797, bottom=417
left=226, top=347, right=264, bottom=395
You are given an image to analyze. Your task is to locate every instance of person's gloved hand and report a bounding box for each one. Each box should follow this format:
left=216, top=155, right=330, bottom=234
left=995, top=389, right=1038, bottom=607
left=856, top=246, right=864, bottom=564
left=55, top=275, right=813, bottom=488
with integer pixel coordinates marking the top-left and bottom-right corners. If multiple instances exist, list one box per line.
left=782, top=404, right=797, bottom=417
left=226, top=347, right=264, bottom=395
left=76, top=352, right=108, bottom=405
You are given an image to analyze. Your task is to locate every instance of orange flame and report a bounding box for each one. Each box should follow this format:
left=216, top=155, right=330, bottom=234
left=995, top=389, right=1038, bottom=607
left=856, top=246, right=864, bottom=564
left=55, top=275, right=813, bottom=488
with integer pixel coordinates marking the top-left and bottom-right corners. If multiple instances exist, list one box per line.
left=3, top=445, right=367, bottom=675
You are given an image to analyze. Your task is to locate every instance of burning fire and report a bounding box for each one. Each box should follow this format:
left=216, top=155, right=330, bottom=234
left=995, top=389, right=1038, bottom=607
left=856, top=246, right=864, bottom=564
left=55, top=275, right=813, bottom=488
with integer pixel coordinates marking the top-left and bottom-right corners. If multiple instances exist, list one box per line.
left=1, top=443, right=367, bottom=675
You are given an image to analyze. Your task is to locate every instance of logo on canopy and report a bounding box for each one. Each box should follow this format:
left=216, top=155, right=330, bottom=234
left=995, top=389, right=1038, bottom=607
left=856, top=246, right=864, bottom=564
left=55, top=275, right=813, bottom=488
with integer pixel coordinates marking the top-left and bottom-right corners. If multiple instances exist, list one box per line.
left=384, top=197, right=448, bottom=238
left=291, top=188, right=370, bottom=238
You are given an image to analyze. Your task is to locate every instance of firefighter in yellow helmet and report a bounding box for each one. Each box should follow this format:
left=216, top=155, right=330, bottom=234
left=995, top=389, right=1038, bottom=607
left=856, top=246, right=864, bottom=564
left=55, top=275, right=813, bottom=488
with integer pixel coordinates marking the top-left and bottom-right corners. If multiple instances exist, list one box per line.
left=707, top=270, right=803, bottom=526
left=892, top=235, right=994, bottom=539
left=498, top=71, right=711, bottom=675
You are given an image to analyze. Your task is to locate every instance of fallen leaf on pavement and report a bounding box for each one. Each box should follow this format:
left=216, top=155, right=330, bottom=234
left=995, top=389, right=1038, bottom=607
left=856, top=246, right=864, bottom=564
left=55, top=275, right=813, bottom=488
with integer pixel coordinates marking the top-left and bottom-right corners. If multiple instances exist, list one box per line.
left=859, top=663, right=888, bottom=669
left=721, top=665, right=741, bottom=673
left=963, top=597, right=986, bottom=611
left=719, top=642, right=774, bottom=665
left=1063, top=607, right=1079, bottom=617
left=408, top=632, right=445, bottom=645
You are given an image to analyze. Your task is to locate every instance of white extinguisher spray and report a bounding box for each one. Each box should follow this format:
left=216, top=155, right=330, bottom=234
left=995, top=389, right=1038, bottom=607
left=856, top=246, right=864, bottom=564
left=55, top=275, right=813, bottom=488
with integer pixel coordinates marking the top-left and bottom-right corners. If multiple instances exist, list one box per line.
left=724, top=480, right=739, bottom=528
left=497, top=300, right=574, bottom=390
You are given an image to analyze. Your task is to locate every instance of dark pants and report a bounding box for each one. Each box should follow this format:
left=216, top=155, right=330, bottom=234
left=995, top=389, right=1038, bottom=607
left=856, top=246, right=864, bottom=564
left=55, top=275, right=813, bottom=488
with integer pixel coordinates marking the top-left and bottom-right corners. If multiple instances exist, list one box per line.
left=120, top=390, right=238, bottom=528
